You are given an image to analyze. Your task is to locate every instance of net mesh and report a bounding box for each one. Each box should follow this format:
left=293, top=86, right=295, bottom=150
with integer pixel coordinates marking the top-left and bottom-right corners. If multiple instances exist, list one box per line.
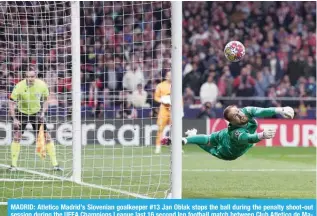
left=0, top=1, right=172, bottom=202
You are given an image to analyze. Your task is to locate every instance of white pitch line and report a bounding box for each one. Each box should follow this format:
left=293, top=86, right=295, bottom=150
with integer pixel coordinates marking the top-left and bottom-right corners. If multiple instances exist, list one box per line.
left=0, top=164, right=151, bottom=199
left=0, top=179, right=58, bottom=182
left=78, top=168, right=315, bottom=172
left=182, top=168, right=316, bottom=172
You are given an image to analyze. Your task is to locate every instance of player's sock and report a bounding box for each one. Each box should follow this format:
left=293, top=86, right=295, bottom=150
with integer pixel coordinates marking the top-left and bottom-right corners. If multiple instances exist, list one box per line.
left=186, top=135, right=210, bottom=145
left=46, top=141, right=58, bottom=166
left=11, top=141, right=20, bottom=167
left=155, top=128, right=163, bottom=153
left=155, top=145, right=161, bottom=154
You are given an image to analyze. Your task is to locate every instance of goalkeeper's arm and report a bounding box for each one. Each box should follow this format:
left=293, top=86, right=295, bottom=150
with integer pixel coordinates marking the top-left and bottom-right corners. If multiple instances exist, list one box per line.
left=244, top=106, right=294, bottom=119
left=238, top=128, right=277, bottom=144
left=154, top=85, right=171, bottom=105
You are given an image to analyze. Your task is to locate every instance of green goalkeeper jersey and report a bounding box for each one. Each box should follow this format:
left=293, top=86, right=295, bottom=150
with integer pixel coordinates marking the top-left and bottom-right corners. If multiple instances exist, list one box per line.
left=205, top=107, right=277, bottom=160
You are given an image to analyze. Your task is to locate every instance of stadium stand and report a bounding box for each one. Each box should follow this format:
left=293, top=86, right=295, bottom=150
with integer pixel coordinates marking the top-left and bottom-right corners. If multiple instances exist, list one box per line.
left=182, top=2, right=316, bottom=119
left=0, top=1, right=315, bottom=119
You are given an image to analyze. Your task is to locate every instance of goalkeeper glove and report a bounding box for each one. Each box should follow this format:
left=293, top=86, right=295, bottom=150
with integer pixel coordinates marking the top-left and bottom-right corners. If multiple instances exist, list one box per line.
left=258, top=128, right=277, bottom=140
left=276, top=106, right=295, bottom=119
left=160, top=95, right=171, bottom=105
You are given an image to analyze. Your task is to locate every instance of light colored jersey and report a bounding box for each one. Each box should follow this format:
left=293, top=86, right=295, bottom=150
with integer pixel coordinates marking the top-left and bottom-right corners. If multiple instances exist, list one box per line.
left=154, top=80, right=171, bottom=109
left=10, top=79, right=49, bottom=115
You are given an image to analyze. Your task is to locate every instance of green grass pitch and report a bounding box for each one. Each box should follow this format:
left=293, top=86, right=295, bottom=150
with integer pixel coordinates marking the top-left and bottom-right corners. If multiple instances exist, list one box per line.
left=0, top=145, right=315, bottom=214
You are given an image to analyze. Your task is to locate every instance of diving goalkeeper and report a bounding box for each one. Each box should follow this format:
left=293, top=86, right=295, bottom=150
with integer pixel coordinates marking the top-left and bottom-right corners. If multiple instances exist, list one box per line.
left=8, top=70, right=62, bottom=171
left=162, top=106, right=294, bottom=160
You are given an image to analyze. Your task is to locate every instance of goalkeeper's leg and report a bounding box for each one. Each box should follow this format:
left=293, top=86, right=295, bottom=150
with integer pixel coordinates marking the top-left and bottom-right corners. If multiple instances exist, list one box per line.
left=162, top=129, right=238, bottom=160
left=161, top=129, right=210, bottom=146
left=161, top=129, right=215, bottom=151
left=155, top=109, right=170, bottom=154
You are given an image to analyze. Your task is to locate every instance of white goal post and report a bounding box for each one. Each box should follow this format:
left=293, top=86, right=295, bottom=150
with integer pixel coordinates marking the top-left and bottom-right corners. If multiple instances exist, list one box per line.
left=171, top=1, right=182, bottom=199
left=0, top=1, right=182, bottom=204
left=71, top=1, right=82, bottom=184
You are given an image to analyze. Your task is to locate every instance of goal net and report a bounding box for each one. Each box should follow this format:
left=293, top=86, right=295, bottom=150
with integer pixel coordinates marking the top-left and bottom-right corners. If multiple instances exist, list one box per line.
left=0, top=1, right=177, bottom=203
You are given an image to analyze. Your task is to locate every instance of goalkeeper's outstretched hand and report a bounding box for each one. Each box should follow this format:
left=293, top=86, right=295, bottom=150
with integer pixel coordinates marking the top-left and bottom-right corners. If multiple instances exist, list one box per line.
left=258, top=128, right=277, bottom=140
left=276, top=106, right=295, bottom=119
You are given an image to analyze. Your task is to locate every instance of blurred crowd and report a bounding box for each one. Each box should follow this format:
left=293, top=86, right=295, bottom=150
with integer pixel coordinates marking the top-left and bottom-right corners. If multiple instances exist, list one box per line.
left=183, top=1, right=316, bottom=118
left=0, top=1, right=73, bottom=110
left=0, top=1, right=315, bottom=119
left=0, top=1, right=171, bottom=118
left=79, top=1, right=171, bottom=118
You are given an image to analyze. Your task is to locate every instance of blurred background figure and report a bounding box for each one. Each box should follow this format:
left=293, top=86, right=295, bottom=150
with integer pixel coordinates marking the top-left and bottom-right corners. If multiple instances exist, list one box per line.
left=200, top=74, right=218, bottom=106
left=196, top=102, right=216, bottom=119
left=154, top=72, right=171, bottom=154
left=130, top=84, right=149, bottom=108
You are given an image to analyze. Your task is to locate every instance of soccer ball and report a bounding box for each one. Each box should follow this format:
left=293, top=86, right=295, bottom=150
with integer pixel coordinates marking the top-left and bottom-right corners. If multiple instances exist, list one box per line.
left=224, top=41, right=245, bottom=62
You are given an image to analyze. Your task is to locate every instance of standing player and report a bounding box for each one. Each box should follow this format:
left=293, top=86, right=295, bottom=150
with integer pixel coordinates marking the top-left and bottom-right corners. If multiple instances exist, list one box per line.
left=8, top=70, right=62, bottom=171
left=162, top=106, right=294, bottom=160
left=154, top=71, right=171, bottom=154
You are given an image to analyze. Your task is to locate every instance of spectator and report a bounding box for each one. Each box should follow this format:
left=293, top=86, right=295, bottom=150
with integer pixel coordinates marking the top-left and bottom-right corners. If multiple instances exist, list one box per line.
left=0, top=2, right=315, bottom=120
left=287, top=54, right=303, bottom=86
left=276, top=75, right=291, bottom=97
left=47, top=92, right=59, bottom=108
left=298, top=100, right=308, bottom=119
left=218, top=66, right=233, bottom=97
left=183, top=2, right=316, bottom=109
left=255, top=72, right=270, bottom=98
left=183, top=87, right=195, bottom=106
left=46, top=92, right=59, bottom=116
left=95, top=88, right=111, bottom=118
left=266, top=85, right=281, bottom=108
left=303, top=56, right=316, bottom=78
left=130, top=84, right=149, bottom=108
left=262, top=66, right=275, bottom=86
left=283, top=87, right=299, bottom=108
left=196, top=102, right=216, bottom=119
left=306, top=76, right=316, bottom=97
left=122, top=64, right=145, bottom=92
left=199, top=74, right=218, bottom=105
left=265, top=51, right=283, bottom=82
left=183, top=64, right=203, bottom=96
left=233, top=67, right=256, bottom=106
left=0, top=71, right=8, bottom=111
left=116, top=100, right=137, bottom=119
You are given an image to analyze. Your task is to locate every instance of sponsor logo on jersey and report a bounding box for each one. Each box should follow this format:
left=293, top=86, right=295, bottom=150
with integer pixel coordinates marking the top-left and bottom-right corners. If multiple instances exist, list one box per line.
left=234, top=130, right=241, bottom=138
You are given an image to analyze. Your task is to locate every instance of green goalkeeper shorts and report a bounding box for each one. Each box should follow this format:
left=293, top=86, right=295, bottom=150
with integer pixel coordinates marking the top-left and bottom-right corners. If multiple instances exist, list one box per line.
left=207, top=132, right=253, bottom=161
